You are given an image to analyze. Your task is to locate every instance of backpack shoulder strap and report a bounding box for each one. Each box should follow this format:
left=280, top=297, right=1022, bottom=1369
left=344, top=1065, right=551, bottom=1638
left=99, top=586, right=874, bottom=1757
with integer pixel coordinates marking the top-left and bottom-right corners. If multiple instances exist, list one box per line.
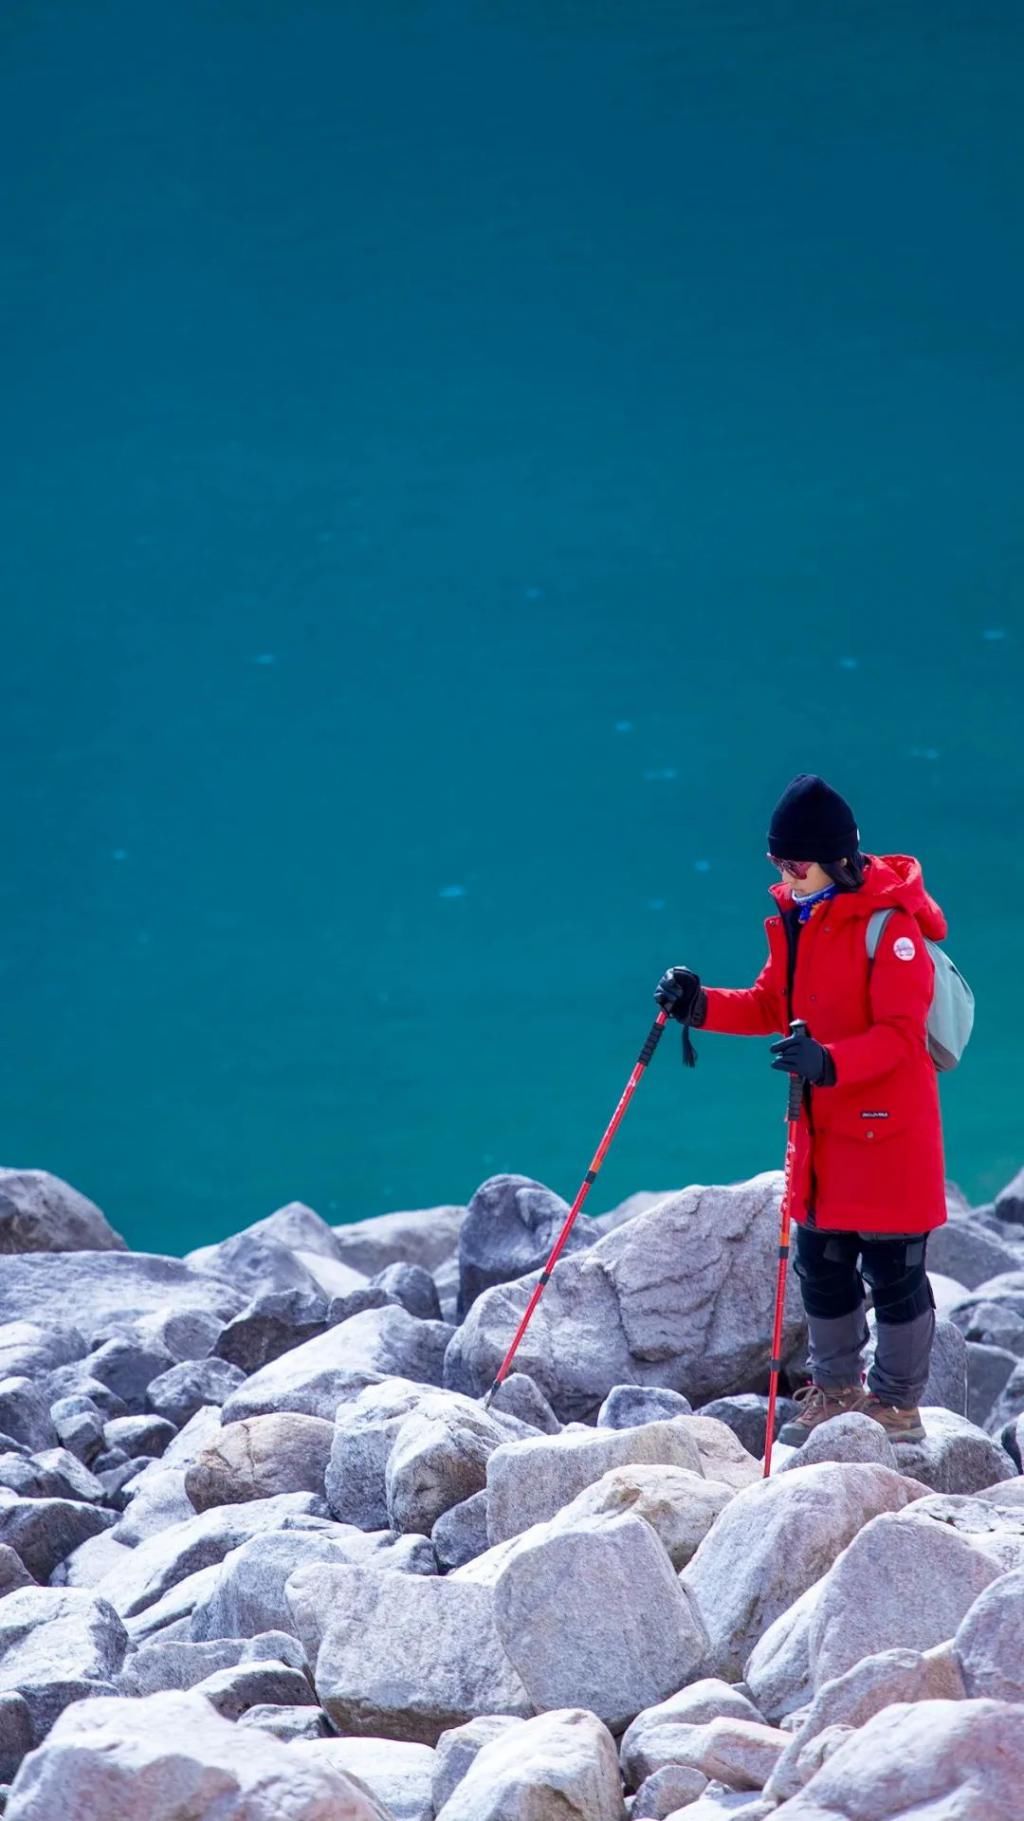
left=865, top=907, right=895, bottom=961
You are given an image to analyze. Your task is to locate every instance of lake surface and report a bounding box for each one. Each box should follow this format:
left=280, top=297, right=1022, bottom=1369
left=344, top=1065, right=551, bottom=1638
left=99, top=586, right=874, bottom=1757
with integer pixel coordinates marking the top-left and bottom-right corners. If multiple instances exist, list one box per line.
left=2, top=1, right=1021, bottom=1252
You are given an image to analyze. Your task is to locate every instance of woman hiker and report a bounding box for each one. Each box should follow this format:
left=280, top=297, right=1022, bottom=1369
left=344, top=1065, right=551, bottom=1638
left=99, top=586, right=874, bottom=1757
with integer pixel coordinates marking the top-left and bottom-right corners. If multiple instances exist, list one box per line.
left=654, top=771, right=948, bottom=1446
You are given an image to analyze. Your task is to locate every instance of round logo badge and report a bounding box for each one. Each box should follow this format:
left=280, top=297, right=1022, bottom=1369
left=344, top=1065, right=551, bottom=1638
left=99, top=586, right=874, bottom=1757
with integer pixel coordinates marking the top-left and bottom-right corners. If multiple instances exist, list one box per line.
left=893, top=936, right=916, bottom=960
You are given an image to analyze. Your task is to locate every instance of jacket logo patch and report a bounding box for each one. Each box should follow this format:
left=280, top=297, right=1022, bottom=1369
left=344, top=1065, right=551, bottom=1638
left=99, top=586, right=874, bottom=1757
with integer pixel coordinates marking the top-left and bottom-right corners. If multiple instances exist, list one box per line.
left=860, top=1110, right=890, bottom=1118
left=893, top=936, right=916, bottom=960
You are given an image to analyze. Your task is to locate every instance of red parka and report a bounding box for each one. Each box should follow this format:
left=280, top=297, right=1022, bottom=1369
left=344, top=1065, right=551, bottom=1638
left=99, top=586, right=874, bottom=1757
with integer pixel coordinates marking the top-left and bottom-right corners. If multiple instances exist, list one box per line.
left=700, top=853, right=948, bottom=1236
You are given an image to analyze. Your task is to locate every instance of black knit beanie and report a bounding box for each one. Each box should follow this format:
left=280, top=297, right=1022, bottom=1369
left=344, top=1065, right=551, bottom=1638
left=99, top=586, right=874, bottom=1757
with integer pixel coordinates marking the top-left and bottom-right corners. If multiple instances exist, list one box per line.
left=768, top=773, right=860, bottom=863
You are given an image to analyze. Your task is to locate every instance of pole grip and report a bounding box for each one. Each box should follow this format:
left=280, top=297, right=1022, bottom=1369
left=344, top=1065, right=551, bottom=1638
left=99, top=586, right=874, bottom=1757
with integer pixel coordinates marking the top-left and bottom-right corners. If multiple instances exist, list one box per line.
left=786, top=1018, right=808, bottom=1122
left=637, top=1011, right=669, bottom=1068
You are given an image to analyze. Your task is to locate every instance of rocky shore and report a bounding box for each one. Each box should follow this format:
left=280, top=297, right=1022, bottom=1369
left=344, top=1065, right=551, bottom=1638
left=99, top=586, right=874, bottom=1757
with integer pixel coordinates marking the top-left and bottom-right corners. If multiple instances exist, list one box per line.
left=0, top=1161, right=1022, bottom=1818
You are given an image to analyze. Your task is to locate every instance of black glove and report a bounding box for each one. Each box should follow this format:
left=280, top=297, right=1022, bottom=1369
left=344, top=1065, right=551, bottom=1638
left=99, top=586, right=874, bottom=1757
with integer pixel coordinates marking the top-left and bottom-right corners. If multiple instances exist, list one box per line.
left=769, top=1032, right=835, bottom=1085
left=655, top=966, right=705, bottom=1025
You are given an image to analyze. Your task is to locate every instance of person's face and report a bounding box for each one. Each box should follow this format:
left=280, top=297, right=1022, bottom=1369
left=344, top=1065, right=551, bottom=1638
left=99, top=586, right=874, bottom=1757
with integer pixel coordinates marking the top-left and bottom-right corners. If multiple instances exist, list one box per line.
left=781, top=859, right=837, bottom=893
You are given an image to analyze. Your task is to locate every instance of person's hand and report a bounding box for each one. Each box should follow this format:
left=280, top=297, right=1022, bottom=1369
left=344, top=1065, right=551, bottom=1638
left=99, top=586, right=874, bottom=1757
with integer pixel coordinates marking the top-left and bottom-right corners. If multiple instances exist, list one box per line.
left=655, top=966, right=703, bottom=1024
left=769, top=1032, right=834, bottom=1084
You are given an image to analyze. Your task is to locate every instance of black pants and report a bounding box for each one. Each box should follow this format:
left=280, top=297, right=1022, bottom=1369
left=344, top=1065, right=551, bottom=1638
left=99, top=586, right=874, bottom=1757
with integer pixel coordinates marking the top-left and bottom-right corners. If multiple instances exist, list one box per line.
left=793, top=1224, right=936, bottom=1405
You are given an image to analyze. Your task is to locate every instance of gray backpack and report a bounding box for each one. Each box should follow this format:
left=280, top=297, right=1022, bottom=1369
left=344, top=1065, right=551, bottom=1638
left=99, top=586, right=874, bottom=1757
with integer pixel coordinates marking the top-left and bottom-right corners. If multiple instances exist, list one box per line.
left=866, top=909, right=974, bottom=1072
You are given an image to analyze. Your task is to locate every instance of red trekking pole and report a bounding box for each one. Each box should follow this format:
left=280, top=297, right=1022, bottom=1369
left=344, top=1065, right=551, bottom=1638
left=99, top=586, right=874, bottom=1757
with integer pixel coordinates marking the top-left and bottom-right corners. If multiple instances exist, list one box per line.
left=763, top=1017, right=809, bottom=1477
left=482, top=1008, right=671, bottom=1408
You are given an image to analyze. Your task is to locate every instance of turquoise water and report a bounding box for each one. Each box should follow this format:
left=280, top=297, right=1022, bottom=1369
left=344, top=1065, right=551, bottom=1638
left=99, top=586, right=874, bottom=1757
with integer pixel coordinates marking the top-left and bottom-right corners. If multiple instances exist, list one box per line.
left=2, top=2, right=1021, bottom=1253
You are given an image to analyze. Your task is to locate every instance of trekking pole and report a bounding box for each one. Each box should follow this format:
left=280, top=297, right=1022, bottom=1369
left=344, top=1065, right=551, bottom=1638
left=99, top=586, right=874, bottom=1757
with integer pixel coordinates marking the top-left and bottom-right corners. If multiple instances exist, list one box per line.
left=763, top=1016, right=808, bottom=1477
left=482, top=1008, right=671, bottom=1409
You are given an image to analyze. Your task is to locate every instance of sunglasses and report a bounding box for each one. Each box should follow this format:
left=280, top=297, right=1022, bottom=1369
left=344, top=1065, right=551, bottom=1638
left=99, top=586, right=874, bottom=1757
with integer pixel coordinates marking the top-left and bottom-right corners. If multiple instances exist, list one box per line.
left=766, top=853, right=814, bottom=879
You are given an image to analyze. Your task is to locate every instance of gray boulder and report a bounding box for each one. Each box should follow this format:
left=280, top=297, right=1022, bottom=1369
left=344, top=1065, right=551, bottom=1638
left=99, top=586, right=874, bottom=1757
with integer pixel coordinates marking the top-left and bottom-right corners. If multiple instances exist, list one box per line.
left=95, top=1492, right=329, bottom=1620
left=432, top=1707, right=622, bottom=1821
left=119, top=1629, right=307, bottom=1696
left=764, top=1698, right=1024, bottom=1821
left=493, top=1509, right=708, bottom=1729
left=56, top=1531, right=133, bottom=1589
left=297, top=1738, right=436, bottom=1821
left=0, top=1448, right=103, bottom=1504
left=326, top=1379, right=433, bottom=1531
left=1001, top=1412, right=1024, bottom=1471
left=192, top=1657, right=315, bottom=1721
left=213, top=1290, right=330, bottom=1373
left=0, top=1323, right=86, bottom=1381
left=83, top=1336, right=177, bottom=1413
left=986, top=1358, right=1024, bottom=1433
left=928, top=1213, right=1023, bottom=1289
left=681, top=1463, right=925, bottom=1681
left=0, top=1690, right=32, bottom=1783
left=432, top=1491, right=490, bottom=1571
left=0, top=1171, right=125, bottom=1255
left=122, top=1305, right=227, bottom=1363
left=186, top=1414, right=335, bottom=1511
left=0, top=1547, right=33, bottom=1600
left=186, top=1232, right=330, bottom=1304
left=923, top=1318, right=969, bottom=1414
left=0, top=1253, right=244, bottom=1338
left=486, top=1419, right=705, bottom=1544
left=995, top=1164, right=1024, bottom=1225
left=630, top=1764, right=710, bottom=1815
left=954, top=1565, right=1024, bottom=1700
left=386, top=1395, right=513, bottom=1535
left=294, top=1562, right=532, bottom=1743
left=763, top=1644, right=965, bottom=1803
left=332, top=1205, right=466, bottom=1277
left=112, top=1465, right=195, bottom=1545
left=590, top=1191, right=674, bottom=1235
left=597, top=1385, right=693, bottom=1428
left=147, top=1357, right=246, bottom=1426
left=955, top=1300, right=1024, bottom=1354
left=446, top=1174, right=806, bottom=1420
left=485, top=1373, right=561, bottom=1434
left=776, top=1412, right=896, bottom=1474
left=967, top=1343, right=1018, bottom=1427
left=0, top=1491, right=115, bottom=1582
left=240, top=1200, right=346, bottom=1261
left=434, top=1255, right=460, bottom=1324
left=887, top=1406, right=1018, bottom=1492
left=0, top=1381, right=56, bottom=1453
left=112, top=1398, right=249, bottom=1544
left=743, top=1579, right=825, bottom=1723
left=325, top=1286, right=395, bottom=1327
left=0, top=1586, right=128, bottom=1744
left=806, top=1510, right=1002, bottom=1691
left=238, top=1705, right=332, bottom=1741
left=899, top=1492, right=1024, bottom=1574
left=539, top=1462, right=734, bottom=1570
left=50, top=1398, right=104, bottom=1464
left=620, top=1679, right=765, bottom=1786
left=432, top=1716, right=524, bottom=1812
left=694, top=1395, right=796, bottom=1462
left=222, top=1308, right=454, bottom=1424
left=624, top=1715, right=787, bottom=1793
left=456, top=1173, right=594, bottom=1318
left=42, top=1365, right=127, bottom=1417
left=191, top=1525, right=435, bottom=1642
left=3, top=1688, right=391, bottom=1820
left=104, top=1413, right=176, bottom=1458
left=372, top=1262, right=442, bottom=1321
left=97, top=1454, right=152, bottom=1509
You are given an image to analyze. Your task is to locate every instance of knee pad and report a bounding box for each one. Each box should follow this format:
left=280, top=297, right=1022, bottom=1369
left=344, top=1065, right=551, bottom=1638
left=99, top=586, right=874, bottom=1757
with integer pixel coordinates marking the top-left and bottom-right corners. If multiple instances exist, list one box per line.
left=862, top=1238, right=934, bottom=1325
left=794, top=1230, right=865, bottom=1319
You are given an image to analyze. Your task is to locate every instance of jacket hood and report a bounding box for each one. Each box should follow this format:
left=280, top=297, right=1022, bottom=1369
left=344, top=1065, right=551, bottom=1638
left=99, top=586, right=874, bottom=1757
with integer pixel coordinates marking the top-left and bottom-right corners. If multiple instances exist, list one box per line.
left=769, top=852, right=948, bottom=940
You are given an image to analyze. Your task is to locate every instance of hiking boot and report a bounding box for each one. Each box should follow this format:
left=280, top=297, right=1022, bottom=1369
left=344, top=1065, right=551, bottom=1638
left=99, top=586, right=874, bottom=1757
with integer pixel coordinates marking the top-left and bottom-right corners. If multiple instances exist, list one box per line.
left=859, top=1394, right=925, bottom=1443
left=777, top=1382, right=867, bottom=1448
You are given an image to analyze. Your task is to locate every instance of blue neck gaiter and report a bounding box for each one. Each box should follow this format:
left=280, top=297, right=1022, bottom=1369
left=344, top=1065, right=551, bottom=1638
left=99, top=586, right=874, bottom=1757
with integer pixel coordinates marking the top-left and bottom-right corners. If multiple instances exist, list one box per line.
left=792, top=882, right=839, bottom=924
